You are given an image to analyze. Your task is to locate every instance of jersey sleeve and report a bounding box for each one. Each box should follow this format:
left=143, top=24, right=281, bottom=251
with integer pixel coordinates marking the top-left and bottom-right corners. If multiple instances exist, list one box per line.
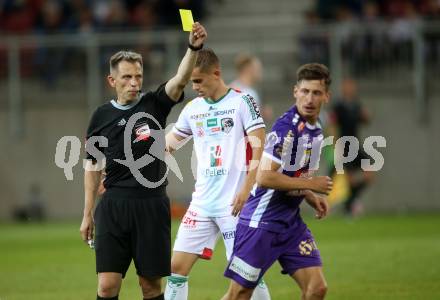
left=85, top=108, right=104, bottom=162
left=262, top=119, right=293, bottom=165
left=240, top=94, right=265, bottom=134
left=172, top=101, right=193, bottom=138
left=152, top=82, right=185, bottom=117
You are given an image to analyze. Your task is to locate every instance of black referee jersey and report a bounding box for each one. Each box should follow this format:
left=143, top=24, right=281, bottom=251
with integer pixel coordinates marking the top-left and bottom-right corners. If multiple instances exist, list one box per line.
left=85, top=82, right=183, bottom=191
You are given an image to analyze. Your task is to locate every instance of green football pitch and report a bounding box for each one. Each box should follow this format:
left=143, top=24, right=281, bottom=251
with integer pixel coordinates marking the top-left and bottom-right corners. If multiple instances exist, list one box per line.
left=1, top=214, right=439, bottom=300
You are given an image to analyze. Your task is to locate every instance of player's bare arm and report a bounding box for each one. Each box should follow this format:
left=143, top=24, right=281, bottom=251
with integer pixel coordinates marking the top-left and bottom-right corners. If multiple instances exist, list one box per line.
left=256, top=156, right=333, bottom=194
left=165, top=131, right=191, bottom=153
left=165, top=22, right=207, bottom=101
left=231, top=127, right=265, bottom=216
left=80, top=162, right=102, bottom=243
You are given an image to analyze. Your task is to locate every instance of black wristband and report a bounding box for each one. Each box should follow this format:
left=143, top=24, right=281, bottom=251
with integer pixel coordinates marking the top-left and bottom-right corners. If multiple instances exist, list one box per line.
left=188, top=43, right=203, bottom=51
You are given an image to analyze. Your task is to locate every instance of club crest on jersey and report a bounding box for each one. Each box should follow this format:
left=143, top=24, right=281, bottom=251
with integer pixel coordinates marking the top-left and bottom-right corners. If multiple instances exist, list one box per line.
left=134, top=123, right=150, bottom=142
left=221, top=118, right=234, bottom=134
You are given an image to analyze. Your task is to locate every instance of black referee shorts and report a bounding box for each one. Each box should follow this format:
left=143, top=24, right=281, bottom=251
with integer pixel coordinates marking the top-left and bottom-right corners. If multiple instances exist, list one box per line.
left=94, top=186, right=171, bottom=278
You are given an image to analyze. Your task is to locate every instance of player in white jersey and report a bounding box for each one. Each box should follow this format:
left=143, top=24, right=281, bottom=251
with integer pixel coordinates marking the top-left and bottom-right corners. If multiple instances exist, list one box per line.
left=164, top=49, right=271, bottom=300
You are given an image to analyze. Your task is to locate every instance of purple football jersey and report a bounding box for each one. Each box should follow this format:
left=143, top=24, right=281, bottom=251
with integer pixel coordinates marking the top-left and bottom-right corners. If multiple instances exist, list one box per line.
left=239, top=105, right=324, bottom=233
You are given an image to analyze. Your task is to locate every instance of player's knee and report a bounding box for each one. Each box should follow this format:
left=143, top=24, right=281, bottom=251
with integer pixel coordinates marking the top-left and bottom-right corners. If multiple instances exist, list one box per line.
left=304, top=281, right=328, bottom=299
left=170, top=259, right=189, bottom=276
left=98, top=280, right=119, bottom=298
left=139, top=277, right=161, bottom=298
left=229, top=285, right=253, bottom=300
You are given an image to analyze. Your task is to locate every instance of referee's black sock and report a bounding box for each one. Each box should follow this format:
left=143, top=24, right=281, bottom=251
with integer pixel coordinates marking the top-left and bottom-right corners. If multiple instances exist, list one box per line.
left=144, top=294, right=164, bottom=300
left=97, top=295, right=118, bottom=300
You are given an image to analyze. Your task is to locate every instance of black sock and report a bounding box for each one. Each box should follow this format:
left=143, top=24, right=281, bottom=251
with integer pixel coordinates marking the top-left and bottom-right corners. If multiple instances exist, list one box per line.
left=144, top=294, right=164, bottom=300
left=97, top=295, right=118, bottom=300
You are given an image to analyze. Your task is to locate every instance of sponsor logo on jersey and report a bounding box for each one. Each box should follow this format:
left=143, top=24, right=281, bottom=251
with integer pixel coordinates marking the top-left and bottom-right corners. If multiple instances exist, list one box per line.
left=204, top=145, right=228, bottom=176
left=242, top=95, right=261, bottom=120
left=196, top=121, right=203, bottom=127
left=190, top=113, right=210, bottom=120
left=222, top=230, right=235, bottom=240
left=204, top=168, right=228, bottom=177
left=292, top=113, right=300, bottom=125
left=182, top=215, right=197, bottom=228
left=133, top=123, right=150, bottom=142
left=207, top=127, right=221, bottom=136
left=281, top=130, right=295, bottom=156
left=117, top=118, right=127, bottom=126
left=214, top=108, right=236, bottom=117
left=209, top=106, right=216, bottom=111
left=229, top=256, right=261, bottom=282
left=221, top=118, right=234, bottom=134
left=298, top=122, right=305, bottom=132
left=207, top=118, right=218, bottom=127
left=196, top=127, right=205, bottom=137
left=210, top=145, right=222, bottom=167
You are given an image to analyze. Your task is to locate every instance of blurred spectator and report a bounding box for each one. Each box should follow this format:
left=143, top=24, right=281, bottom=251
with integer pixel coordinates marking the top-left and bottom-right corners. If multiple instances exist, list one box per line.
left=298, top=10, right=329, bottom=66
left=33, top=0, right=72, bottom=87
left=328, top=78, right=374, bottom=217
left=0, top=0, right=209, bottom=33
left=349, top=1, right=390, bottom=75
left=0, top=0, right=39, bottom=34
left=156, top=0, right=206, bottom=26
left=12, top=183, right=46, bottom=222
left=230, top=53, right=273, bottom=122
left=96, top=0, right=129, bottom=31
left=131, top=1, right=157, bottom=30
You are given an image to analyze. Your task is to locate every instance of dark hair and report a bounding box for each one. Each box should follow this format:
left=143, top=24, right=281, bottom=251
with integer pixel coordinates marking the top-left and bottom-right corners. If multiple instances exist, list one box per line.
left=296, top=63, right=331, bottom=90
left=109, top=50, right=143, bottom=73
left=195, top=48, right=220, bottom=73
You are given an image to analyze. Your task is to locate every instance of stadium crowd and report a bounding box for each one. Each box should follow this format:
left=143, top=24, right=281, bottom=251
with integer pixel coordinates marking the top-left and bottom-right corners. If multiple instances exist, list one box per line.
left=0, top=0, right=207, bottom=35
left=299, top=0, right=440, bottom=75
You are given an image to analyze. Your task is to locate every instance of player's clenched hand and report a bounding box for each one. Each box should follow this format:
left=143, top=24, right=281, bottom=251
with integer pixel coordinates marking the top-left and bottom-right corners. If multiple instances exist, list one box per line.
left=189, top=22, right=207, bottom=48
left=80, top=214, right=94, bottom=244
left=231, top=190, right=249, bottom=217
left=309, top=176, right=333, bottom=195
left=304, top=191, right=329, bottom=219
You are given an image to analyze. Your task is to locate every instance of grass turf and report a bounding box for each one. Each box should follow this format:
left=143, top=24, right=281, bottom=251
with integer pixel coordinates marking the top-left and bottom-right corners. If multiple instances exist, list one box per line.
left=0, top=214, right=439, bottom=299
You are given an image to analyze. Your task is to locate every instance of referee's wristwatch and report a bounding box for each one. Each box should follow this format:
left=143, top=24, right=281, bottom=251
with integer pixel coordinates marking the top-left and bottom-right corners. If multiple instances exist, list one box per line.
left=188, top=43, right=203, bottom=51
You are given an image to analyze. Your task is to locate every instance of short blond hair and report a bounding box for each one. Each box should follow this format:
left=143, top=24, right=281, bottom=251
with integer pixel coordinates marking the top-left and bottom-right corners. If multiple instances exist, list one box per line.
left=195, top=48, right=220, bottom=73
left=109, top=50, right=143, bottom=73
left=234, top=53, right=257, bottom=73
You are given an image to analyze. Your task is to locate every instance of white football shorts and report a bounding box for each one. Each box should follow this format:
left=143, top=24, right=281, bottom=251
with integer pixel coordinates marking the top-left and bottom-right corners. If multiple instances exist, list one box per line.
left=173, top=208, right=238, bottom=260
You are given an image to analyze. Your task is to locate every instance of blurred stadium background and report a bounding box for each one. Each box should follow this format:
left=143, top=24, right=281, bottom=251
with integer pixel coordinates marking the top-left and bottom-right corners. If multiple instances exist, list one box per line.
left=0, top=0, right=439, bottom=299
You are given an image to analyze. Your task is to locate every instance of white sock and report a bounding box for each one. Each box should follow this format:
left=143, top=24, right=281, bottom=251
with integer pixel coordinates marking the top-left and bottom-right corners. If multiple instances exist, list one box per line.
left=164, top=273, right=188, bottom=300
left=164, top=273, right=189, bottom=300
left=250, top=279, right=271, bottom=300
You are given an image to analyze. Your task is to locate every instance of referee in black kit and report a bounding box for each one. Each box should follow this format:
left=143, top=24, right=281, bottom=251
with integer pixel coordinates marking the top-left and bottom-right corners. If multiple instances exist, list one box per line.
left=80, top=23, right=207, bottom=300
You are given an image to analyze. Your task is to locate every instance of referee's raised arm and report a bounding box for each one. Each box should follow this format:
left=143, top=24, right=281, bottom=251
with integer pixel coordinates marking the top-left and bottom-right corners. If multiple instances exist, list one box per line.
left=165, top=22, right=207, bottom=101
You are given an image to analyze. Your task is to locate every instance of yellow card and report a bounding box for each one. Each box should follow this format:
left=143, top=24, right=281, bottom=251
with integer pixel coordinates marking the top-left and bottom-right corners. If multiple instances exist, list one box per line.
left=179, top=9, right=194, bottom=32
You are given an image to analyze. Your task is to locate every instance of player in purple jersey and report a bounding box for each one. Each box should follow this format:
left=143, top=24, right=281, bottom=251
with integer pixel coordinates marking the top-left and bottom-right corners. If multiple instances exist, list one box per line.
left=222, top=63, right=333, bottom=300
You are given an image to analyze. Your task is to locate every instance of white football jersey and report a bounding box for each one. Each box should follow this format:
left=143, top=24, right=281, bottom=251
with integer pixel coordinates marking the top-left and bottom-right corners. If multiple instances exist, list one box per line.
left=173, top=88, right=265, bottom=217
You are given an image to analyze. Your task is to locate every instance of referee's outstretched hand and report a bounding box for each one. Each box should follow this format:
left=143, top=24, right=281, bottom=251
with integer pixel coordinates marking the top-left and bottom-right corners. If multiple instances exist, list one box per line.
left=189, top=22, right=207, bottom=49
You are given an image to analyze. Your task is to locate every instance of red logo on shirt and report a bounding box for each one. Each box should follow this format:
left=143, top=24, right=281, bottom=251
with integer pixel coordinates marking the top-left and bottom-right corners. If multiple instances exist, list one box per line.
left=134, top=124, right=150, bottom=142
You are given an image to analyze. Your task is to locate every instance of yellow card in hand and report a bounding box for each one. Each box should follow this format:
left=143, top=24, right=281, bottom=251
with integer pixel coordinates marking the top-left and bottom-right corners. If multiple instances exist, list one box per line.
left=179, top=9, right=194, bottom=32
